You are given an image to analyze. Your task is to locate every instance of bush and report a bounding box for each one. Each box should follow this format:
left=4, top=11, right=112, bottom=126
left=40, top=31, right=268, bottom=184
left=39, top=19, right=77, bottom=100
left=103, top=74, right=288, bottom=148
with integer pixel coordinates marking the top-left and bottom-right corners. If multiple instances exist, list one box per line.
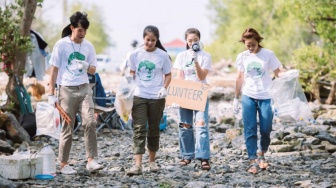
left=290, top=43, right=335, bottom=102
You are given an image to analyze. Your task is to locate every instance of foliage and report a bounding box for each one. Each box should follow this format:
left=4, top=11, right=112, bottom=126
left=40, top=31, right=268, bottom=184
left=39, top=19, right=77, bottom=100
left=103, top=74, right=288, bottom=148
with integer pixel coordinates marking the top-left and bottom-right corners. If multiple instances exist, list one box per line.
left=290, top=44, right=334, bottom=93
left=76, top=5, right=112, bottom=54
left=32, top=0, right=112, bottom=54
left=159, top=182, right=171, bottom=188
left=284, top=0, right=336, bottom=53
left=207, top=0, right=335, bottom=103
left=0, top=0, right=38, bottom=117
left=0, top=0, right=33, bottom=75
left=286, top=0, right=336, bottom=102
left=30, top=15, right=62, bottom=54
left=206, top=0, right=309, bottom=63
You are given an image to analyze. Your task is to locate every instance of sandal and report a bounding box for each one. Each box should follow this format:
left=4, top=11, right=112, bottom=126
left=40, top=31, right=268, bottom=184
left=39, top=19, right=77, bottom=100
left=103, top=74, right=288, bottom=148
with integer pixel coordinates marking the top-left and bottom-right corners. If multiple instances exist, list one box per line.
left=247, top=163, right=259, bottom=174
left=179, top=159, right=191, bottom=166
left=257, top=156, right=269, bottom=169
left=201, top=159, right=211, bottom=170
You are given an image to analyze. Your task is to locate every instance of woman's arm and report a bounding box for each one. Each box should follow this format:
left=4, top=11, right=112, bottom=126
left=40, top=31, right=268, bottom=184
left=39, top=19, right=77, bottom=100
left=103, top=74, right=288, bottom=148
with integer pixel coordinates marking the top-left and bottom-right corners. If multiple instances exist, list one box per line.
left=163, top=73, right=172, bottom=88
left=87, top=65, right=96, bottom=75
left=235, top=71, right=244, bottom=98
left=48, top=66, right=59, bottom=95
left=273, top=67, right=281, bottom=78
left=175, top=69, right=184, bottom=80
left=194, top=61, right=209, bottom=80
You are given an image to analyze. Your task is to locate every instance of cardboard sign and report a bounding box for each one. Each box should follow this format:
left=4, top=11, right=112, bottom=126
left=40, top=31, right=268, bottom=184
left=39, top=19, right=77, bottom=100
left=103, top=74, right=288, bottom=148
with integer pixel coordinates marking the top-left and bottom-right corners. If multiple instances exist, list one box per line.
left=166, top=78, right=210, bottom=111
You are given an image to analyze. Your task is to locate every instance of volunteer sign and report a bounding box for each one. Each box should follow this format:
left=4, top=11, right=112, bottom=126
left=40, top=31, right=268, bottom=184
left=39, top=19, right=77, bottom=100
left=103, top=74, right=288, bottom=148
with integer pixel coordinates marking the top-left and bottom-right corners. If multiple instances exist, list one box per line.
left=166, top=78, right=210, bottom=111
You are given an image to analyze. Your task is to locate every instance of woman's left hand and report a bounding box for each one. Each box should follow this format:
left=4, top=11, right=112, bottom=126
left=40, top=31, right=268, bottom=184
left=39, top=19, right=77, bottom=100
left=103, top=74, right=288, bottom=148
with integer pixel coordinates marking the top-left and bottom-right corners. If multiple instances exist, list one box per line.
left=157, top=87, right=167, bottom=98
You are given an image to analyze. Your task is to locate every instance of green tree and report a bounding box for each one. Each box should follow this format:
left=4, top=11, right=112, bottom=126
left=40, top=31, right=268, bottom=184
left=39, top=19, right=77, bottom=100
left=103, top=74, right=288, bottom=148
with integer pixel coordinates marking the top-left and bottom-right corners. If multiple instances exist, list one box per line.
left=32, top=1, right=112, bottom=54
left=69, top=2, right=112, bottom=54
left=290, top=44, right=335, bottom=103
left=207, top=0, right=335, bottom=104
left=285, top=0, right=335, bottom=53
left=0, top=0, right=39, bottom=117
left=206, top=0, right=309, bottom=64
left=31, top=9, right=62, bottom=53
left=286, top=0, right=336, bottom=104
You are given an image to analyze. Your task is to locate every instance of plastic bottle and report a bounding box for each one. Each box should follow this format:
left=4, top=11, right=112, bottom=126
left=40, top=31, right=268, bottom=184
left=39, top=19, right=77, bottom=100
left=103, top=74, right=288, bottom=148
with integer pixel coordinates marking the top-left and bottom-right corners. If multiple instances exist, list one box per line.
left=38, top=144, right=56, bottom=175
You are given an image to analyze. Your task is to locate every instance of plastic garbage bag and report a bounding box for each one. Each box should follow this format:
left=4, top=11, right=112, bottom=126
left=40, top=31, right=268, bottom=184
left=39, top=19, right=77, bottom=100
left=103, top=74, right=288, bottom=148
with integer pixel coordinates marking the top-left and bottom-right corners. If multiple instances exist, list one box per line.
left=114, top=76, right=135, bottom=122
left=36, top=102, right=61, bottom=139
left=269, top=69, right=314, bottom=123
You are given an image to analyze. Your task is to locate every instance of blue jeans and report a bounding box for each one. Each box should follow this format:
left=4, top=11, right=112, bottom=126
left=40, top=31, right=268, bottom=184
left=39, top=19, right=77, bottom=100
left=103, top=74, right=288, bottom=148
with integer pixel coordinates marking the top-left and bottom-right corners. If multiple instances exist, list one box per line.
left=178, top=99, right=210, bottom=160
left=242, top=95, right=273, bottom=160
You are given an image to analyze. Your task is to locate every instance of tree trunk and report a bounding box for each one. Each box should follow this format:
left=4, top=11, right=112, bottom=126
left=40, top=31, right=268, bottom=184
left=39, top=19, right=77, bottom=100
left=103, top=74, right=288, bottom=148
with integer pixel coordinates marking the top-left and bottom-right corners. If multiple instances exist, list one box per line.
left=326, top=81, right=335, bottom=105
left=0, top=113, right=31, bottom=145
left=312, top=81, right=321, bottom=104
left=3, top=0, right=37, bottom=119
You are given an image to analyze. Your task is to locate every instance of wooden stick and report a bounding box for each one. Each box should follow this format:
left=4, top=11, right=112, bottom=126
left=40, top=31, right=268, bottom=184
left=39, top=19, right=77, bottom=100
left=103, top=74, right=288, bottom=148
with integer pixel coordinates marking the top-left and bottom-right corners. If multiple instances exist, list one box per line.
left=55, top=102, right=71, bottom=125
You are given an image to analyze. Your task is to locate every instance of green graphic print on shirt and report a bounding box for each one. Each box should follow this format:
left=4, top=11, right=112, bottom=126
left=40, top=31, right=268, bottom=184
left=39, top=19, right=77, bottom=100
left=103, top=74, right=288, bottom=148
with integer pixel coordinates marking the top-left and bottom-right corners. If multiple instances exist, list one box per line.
left=137, top=60, right=156, bottom=81
left=246, top=61, right=264, bottom=79
left=66, top=52, right=86, bottom=76
left=184, top=60, right=196, bottom=78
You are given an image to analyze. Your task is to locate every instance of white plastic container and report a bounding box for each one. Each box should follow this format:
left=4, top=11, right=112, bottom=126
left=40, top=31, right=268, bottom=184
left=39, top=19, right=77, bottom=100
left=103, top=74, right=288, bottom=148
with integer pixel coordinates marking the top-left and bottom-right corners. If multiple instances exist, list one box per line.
left=38, top=144, right=56, bottom=174
left=0, top=155, right=42, bottom=179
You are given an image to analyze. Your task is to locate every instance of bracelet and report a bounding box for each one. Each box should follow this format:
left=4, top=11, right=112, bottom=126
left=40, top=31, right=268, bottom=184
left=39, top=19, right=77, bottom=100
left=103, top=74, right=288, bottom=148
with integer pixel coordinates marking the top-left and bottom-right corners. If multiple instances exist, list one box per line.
left=87, top=64, right=90, bottom=70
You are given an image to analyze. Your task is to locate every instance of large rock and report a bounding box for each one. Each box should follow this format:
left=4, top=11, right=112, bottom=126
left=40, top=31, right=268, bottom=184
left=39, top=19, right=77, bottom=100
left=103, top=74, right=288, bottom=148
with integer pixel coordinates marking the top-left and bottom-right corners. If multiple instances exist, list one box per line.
left=300, top=126, right=320, bottom=136
left=0, top=113, right=31, bottom=145
left=269, top=145, right=295, bottom=152
left=0, top=176, right=28, bottom=188
left=316, top=108, right=336, bottom=122
left=321, top=141, right=336, bottom=152
left=302, top=137, right=321, bottom=145
left=216, top=124, right=231, bottom=133
left=0, top=140, right=14, bottom=154
left=315, top=131, right=336, bottom=145
left=225, top=128, right=242, bottom=142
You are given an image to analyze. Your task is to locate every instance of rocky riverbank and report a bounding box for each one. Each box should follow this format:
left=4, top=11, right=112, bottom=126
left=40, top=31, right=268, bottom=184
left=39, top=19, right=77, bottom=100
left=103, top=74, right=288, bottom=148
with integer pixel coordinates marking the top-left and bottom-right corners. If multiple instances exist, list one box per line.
left=0, top=71, right=335, bottom=188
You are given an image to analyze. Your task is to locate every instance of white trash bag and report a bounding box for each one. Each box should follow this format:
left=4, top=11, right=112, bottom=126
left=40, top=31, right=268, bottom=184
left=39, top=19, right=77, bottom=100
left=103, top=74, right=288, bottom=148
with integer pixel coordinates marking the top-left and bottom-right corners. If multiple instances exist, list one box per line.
left=269, top=69, right=314, bottom=123
left=114, top=76, right=135, bottom=122
left=36, top=102, right=61, bottom=139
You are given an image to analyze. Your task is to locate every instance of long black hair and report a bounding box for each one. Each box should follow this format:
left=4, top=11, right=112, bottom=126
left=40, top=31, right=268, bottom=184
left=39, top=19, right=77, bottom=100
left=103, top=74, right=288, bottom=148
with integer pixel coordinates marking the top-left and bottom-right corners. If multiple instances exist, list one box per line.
left=143, top=25, right=167, bottom=52
left=61, top=11, right=90, bottom=38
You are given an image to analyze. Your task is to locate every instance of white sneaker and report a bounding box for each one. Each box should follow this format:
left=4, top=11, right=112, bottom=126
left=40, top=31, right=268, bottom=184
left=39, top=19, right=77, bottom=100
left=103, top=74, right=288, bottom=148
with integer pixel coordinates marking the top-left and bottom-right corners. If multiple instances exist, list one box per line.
left=149, top=162, right=159, bottom=172
left=86, top=159, right=103, bottom=171
left=126, top=165, right=142, bottom=176
left=60, top=165, right=77, bottom=175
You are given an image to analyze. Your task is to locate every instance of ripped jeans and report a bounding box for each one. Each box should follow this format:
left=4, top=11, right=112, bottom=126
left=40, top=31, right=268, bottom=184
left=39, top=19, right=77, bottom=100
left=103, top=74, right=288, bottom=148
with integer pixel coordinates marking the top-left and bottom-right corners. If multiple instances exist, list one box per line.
left=178, top=99, right=210, bottom=160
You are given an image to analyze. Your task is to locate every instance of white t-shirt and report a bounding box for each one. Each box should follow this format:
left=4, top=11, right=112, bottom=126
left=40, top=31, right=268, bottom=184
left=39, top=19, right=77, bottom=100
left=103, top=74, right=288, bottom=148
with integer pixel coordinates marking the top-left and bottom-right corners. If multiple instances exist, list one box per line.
left=235, top=48, right=282, bottom=99
left=173, top=50, right=212, bottom=84
left=128, top=47, right=172, bottom=99
left=49, top=37, right=97, bottom=86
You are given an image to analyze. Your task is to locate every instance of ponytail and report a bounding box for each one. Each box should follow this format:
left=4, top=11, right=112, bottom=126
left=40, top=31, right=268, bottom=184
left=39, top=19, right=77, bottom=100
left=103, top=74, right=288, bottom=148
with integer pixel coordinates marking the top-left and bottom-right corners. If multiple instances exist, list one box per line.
left=155, top=39, right=167, bottom=52
left=61, top=24, right=71, bottom=38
